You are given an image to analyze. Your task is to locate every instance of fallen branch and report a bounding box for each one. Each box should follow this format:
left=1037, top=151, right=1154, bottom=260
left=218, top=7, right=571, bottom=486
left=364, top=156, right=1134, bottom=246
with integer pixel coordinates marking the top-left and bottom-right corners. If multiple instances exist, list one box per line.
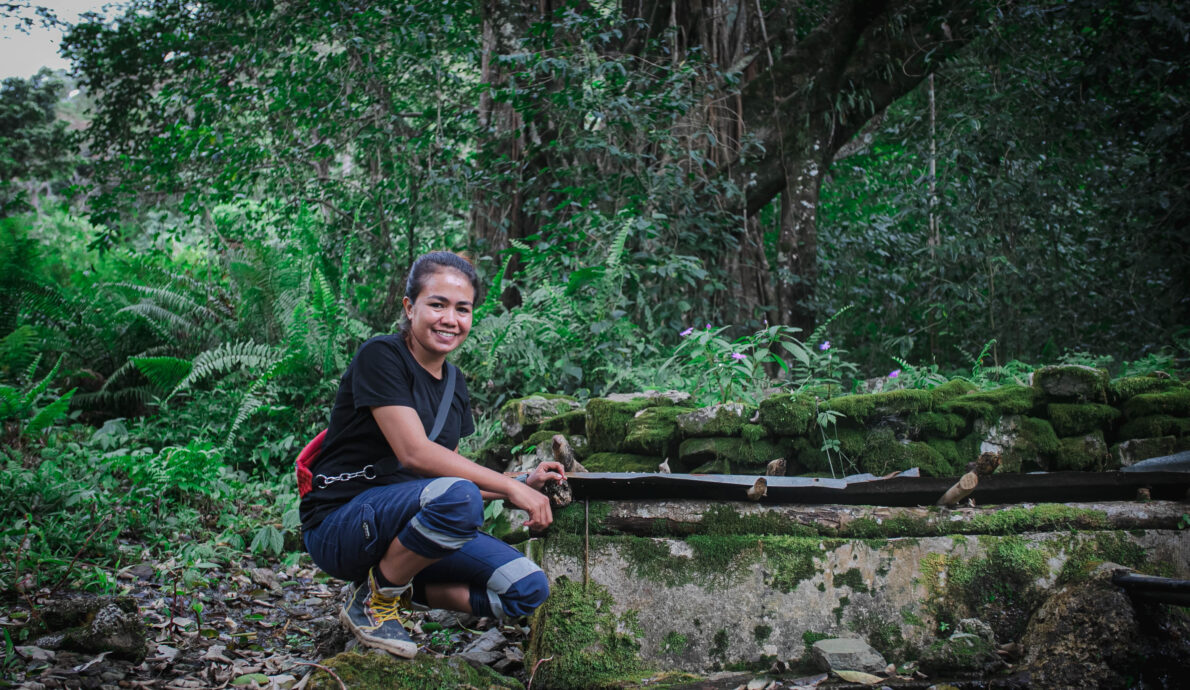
left=527, top=655, right=553, bottom=690
left=295, top=661, right=347, bottom=690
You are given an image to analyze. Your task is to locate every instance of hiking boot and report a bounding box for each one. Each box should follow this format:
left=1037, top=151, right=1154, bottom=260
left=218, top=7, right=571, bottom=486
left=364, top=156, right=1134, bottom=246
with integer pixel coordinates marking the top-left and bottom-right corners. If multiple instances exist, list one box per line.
left=339, top=569, right=417, bottom=658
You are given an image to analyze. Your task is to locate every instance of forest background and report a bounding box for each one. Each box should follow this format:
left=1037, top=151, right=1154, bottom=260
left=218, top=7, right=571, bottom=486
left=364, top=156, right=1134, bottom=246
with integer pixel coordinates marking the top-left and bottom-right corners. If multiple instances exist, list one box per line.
left=1, top=0, right=1188, bottom=602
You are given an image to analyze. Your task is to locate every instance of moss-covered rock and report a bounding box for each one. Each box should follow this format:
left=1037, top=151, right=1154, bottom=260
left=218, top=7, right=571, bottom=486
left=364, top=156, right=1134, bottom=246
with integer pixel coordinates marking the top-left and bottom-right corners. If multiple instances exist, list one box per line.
left=679, top=436, right=786, bottom=473
left=1046, top=403, right=1121, bottom=436
left=1122, top=388, right=1190, bottom=419
left=1110, top=436, right=1178, bottom=467
left=925, top=438, right=968, bottom=470
left=1054, top=431, right=1111, bottom=471
left=919, top=632, right=1001, bottom=676
left=824, top=389, right=934, bottom=422
left=587, top=397, right=680, bottom=453
left=789, top=425, right=867, bottom=475
left=676, top=403, right=751, bottom=437
left=622, top=406, right=686, bottom=458
left=1033, top=365, right=1109, bottom=402
left=500, top=394, right=581, bottom=442
left=941, top=385, right=1044, bottom=423
left=527, top=577, right=645, bottom=689
left=1107, top=375, right=1183, bottom=405
left=859, top=428, right=953, bottom=477
left=908, top=411, right=969, bottom=439
left=584, top=452, right=663, bottom=473
left=928, top=378, right=979, bottom=405
left=758, top=394, right=817, bottom=437
left=539, top=408, right=588, bottom=435
left=1118, top=414, right=1190, bottom=440
left=306, top=650, right=521, bottom=689
left=973, top=415, right=1060, bottom=473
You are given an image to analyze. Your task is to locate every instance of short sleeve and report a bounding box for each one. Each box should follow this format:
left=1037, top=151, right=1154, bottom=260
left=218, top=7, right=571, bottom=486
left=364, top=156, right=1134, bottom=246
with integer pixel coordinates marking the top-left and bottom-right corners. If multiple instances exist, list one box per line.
left=351, top=340, right=415, bottom=409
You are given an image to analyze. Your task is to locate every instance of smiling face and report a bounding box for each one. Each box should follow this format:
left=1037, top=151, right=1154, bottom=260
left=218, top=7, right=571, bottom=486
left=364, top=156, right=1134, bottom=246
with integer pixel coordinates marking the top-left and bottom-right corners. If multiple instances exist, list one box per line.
left=402, top=267, right=475, bottom=373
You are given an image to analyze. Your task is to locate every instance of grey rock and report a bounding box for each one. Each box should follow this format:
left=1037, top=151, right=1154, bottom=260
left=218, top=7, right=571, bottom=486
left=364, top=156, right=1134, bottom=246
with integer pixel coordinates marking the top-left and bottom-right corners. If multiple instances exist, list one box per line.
left=460, top=627, right=508, bottom=666
left=424, top=608, right=480, bottom=629
left=500, top=396, right=581, bottom=441
left=1121, top=449, right=1190, bottom=473
left=39, top=596, right=147, bottom=663
left=16, top=645, right=55, bottom=662
left=1033, top=365, right=1108, bottom=401
left=606, top=390, right=693, bottom=405
left=958, top=618, right=995, bottom=643
left=676, top=403, right=748, bottom=437
left=809, top=638, right=887, bottom=674
left=1113, top=437, right=1177, bottom=468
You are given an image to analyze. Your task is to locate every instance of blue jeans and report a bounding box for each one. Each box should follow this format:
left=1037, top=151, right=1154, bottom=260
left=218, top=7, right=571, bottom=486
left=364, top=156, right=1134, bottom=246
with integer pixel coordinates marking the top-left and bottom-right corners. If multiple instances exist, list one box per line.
left=303, top=477, right=549, bottom=620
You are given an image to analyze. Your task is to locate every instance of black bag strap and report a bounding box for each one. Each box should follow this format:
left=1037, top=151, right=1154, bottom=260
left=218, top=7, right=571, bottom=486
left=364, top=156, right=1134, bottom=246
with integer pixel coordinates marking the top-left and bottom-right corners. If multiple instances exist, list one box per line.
left=427, top=364, right=456, bottom=442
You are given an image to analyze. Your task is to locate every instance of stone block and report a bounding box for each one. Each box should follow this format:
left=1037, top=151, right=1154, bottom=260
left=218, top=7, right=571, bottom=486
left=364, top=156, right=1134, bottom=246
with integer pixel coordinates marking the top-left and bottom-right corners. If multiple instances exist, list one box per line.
left=1033, top=365, right=1109, bottom=402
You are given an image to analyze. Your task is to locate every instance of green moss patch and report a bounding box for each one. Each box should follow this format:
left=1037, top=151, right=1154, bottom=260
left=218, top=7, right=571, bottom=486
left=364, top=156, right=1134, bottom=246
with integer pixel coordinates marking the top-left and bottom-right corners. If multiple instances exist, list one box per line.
left=941, top=385, right=1043, bottom=423
left=1047, top=403, right=1121, bottom=436
left=1108, top=376, right=1183, bottom=405
left=622, top=406, right=686, bottom=457
left=528, top=577, right=645, bottom=689
left=1055, top=532, right=1158, bottom=585
left=587, top=397, right=677, bottom=453
left=307, top=652, right=519, bottom=690
left=539, top=409, right=587, bottom=435
left=928, top=378, right=979, bottom=405
left=583, top=452, right=662, bottom=472
left=758, top=394, right=817, bottom=437
left=698, top=504, right=818, bottom=537
left=1118, top=414, right=1190, bottom=440
left=1122, top=389, right=1190, bottom=419
left=1054, top=431, right=1110, bottom=471
left=835, top=567, right=868, bottom=593
left=859, top=428, right=953, bottom=477
left=909, top=411, right=969, bottom=439
left=824, top=389, right=934, bottom=422
left=677, top=403, right=751, bottom=437
left=966, top=504, right=1108, bottom=534
left=678, top=436, right=786, bottom=472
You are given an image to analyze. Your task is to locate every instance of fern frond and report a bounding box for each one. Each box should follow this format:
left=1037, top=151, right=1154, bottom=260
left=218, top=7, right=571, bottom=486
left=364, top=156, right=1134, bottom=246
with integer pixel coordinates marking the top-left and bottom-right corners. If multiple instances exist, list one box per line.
left=0, top=325, right=39, bottom=376
left=117, top=302, right=201, bottom=339
left=170, top=341, right=282, bottom=398
left=476, top=253, right=513, bottom=320
left=111, top=282, right=221, bottom=324
left=132, top=356, right=194, bottom=390
left=23, top=388, right=75, bottom=437
left=222, top=353, right=296, bottom=448
left=807, top=305, right=854, bottom=346
left=21, top=354, right=62, bottom=409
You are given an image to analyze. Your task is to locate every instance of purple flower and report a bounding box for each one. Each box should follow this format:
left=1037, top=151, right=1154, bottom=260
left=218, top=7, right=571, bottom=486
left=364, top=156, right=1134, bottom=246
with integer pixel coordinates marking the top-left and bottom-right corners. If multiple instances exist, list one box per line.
left=679, top=327, right=693, bottom=337
left=731, top=352, right=746, bottom=361
left=705, top=323, right=712, bottom=330
left=889, top=369, right=901, bottom=379
left=819, top=341, right=831, bottom=351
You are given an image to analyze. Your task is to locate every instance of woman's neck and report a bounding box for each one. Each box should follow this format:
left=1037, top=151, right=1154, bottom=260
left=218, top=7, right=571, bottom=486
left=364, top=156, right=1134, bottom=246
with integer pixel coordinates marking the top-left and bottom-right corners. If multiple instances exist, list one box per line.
left=404, top=334, right=446, bottom=379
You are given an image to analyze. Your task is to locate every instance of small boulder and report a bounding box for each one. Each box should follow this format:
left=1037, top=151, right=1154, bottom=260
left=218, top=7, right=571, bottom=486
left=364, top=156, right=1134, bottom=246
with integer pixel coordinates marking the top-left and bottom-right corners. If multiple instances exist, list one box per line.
left=500, top=396, right=581, bottom=442
left=918, top=632, right=1001, bottom=676
left=1112, top=436, right=1177, bottom=467
left=39, top=596, right=147, bottom=663
left=1032, top=365, right=1108, bottom=402
left=460, top=627, right=508, bottom=667
left=809, top=637, right=887, bottom=674
left=1019, top=563, right=1190, bottom=689
left=676, top=403, right=749, bottom=437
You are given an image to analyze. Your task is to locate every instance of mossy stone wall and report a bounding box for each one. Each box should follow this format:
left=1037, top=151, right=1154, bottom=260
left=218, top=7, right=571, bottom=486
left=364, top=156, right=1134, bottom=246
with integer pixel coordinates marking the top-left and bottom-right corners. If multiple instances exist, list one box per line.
left=486, top=370, right=1188, bottom=476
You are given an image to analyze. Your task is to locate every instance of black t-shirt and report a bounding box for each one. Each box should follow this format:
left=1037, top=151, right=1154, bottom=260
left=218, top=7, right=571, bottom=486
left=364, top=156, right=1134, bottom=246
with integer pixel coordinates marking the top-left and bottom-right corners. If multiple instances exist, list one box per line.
left=299, top=334, right=475, bottom=532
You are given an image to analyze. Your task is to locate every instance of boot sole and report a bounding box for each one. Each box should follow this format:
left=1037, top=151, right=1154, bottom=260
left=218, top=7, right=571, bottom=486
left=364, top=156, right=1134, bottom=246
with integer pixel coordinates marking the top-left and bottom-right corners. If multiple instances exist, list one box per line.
left=339, top=608, right=418, bottom=658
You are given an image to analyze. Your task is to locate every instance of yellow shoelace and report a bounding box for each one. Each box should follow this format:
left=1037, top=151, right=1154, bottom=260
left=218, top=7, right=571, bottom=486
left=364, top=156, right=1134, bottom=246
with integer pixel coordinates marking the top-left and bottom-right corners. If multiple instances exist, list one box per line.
left=369, top=589, right=410, bottom=625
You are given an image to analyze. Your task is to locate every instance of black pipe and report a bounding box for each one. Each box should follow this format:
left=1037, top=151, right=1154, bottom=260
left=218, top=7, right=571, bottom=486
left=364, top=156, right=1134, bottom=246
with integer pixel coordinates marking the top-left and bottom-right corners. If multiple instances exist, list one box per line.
left=1112, top=571, right=1190, bottom=606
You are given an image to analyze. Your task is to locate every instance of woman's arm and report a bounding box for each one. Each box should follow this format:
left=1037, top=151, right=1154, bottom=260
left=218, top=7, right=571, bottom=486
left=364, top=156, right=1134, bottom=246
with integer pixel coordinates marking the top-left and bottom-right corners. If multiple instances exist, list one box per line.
left=371, top=405, right=558, bottom=529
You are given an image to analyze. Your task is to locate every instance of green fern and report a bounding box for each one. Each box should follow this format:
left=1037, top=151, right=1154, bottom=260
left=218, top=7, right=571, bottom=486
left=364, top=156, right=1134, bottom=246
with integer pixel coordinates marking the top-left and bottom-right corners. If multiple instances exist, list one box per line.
left=169, top=341, right=283, bottom=400
left=23, top=388, right=75, bottom=437
left=131, top=356, right=194, bottom=391
left=0, top=325, right=39, bottom=378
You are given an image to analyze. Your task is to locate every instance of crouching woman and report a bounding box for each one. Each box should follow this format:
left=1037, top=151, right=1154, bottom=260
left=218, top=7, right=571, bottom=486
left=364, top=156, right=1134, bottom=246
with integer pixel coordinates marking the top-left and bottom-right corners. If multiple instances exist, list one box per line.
left=299, top=251, right=563, bottom=658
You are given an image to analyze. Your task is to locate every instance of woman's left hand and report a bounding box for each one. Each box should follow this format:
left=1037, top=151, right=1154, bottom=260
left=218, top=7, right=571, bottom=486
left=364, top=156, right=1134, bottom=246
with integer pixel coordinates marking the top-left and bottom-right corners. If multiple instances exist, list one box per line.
left=525, top=461, right=566, bottom=491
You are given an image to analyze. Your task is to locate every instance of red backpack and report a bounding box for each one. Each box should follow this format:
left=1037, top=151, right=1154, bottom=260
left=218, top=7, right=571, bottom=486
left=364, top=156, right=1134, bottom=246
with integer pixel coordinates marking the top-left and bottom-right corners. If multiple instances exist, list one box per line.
left=294, top=429, right=327, bottom=498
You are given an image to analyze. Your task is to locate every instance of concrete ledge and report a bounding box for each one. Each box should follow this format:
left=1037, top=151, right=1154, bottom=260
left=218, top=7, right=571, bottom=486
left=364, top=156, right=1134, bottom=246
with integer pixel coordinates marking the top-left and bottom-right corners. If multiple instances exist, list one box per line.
left=531, top=500, right=1190, bottom=675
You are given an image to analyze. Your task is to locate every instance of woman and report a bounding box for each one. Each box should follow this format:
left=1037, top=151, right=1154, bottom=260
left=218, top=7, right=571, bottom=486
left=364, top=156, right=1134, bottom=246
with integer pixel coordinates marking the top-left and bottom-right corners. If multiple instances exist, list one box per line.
left=299, top=251, right=564, bottom=658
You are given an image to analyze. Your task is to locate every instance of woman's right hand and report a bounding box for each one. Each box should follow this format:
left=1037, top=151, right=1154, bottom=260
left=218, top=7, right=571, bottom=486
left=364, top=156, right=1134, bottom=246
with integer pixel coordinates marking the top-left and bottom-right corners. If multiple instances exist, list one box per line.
left=506, top=480, right=553, bottom=530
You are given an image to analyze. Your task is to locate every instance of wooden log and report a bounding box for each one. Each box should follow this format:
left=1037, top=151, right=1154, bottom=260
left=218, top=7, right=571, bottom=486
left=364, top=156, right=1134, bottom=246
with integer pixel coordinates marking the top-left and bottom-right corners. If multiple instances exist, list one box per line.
left=937, top=471, right=979, bottom=506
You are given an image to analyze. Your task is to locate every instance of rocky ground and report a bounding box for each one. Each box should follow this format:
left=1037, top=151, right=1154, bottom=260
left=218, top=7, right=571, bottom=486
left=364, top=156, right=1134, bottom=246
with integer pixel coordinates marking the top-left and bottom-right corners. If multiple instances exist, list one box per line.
left=1, top=555, right=536, bottom=689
